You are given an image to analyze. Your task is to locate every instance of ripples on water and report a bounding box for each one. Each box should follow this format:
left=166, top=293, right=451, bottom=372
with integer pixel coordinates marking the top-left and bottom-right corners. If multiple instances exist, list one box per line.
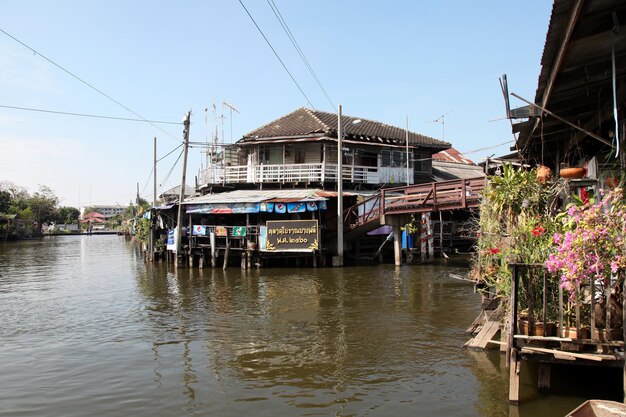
left=0, top=236, right=568, bottom=416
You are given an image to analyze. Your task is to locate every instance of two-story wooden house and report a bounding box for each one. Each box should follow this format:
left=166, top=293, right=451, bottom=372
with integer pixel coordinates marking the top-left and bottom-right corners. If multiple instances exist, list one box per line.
left=182, top=108, right=451, bottom=267
left=197, top=107, right=450, bottom=192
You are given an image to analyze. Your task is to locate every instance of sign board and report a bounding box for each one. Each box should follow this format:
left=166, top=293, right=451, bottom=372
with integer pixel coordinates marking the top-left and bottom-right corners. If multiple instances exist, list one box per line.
left=166, top=229, right=177, bottom=252
left=232, top=226, right=247, bottom=237
left=264, top=220, right=318, bottom=252
left=215, top=226, right=228, bottom=237
left=193, top=225, right=207, bottom=236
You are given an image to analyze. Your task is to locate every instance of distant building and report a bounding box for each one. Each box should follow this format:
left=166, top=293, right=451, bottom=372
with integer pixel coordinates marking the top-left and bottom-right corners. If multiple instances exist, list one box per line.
left=159, top=184, right=195, bottom=204
left=432, top=148, right=486, bottom=181
left=84, top=205, right=127, bottom=219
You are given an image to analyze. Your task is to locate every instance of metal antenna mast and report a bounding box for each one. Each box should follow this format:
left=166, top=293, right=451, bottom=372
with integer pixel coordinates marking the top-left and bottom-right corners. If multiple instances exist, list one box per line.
left=429, top=110, right=453, bottom=141
left=223, top=101, right=240, bottom=143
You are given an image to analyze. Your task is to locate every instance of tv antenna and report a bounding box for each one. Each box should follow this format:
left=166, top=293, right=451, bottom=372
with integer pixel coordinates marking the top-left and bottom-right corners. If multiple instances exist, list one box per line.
left=223, top=100, right=240, bottom=143
left=429, top=109, right=453, bottom=141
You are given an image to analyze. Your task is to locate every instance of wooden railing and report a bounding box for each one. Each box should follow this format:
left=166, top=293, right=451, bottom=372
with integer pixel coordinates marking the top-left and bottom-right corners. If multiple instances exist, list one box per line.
left=507, top=263, right=624, bottom=363
left=344, top=177, right=486, bottom=231
left=198, top=163, right=399, bottom=185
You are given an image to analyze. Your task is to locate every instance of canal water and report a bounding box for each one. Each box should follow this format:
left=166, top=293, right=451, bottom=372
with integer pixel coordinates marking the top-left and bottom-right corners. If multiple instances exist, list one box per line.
left=0, top=236, right=608, bottom=416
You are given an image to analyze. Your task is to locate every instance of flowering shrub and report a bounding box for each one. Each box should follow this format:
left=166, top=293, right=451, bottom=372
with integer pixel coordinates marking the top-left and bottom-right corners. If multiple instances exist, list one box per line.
left=545, top=188, right=626, bottom=300
left=510, top=213, right=559, bottom=265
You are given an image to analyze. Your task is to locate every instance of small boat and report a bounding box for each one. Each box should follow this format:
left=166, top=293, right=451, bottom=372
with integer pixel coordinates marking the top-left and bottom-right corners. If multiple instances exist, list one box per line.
left=566, top=400, right=626, bottom=417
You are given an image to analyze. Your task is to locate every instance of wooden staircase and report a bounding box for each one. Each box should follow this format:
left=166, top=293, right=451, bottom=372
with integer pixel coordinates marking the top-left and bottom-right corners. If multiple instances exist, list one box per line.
left=344, top=177, right=486, bottom=240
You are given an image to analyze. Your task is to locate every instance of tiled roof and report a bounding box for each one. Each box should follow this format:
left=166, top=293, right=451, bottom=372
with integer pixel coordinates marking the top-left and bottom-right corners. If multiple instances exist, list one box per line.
left=242, top=108, right=450, bottom=150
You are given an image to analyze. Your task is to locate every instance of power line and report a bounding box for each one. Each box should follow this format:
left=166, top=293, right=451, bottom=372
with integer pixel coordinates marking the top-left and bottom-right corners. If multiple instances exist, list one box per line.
left=159, top=148, right=185, bottom=189
left=157, top=144, right=184, bottom=162
left=266, top=0, right=335, bottom=110
left=0, top=104, right=182, bottom=125
left=236, top=0, right=315, bottom=109
left=460, top=140, right=514, bottom=155
left=0, top=27, right=181, bottom=143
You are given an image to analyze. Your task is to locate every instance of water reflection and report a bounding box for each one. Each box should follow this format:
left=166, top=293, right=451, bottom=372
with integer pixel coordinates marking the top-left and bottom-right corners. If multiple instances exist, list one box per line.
left=1, top=236, right=592, bottom=416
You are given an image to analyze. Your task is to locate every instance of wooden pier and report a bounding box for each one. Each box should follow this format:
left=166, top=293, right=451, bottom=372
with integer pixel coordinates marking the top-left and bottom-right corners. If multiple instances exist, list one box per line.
left=505, top=264, right=624, bottom=404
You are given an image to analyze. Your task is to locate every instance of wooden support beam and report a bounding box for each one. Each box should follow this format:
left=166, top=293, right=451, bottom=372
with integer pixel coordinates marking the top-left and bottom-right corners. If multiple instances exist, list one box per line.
left=509, top=349, right=520, bottom=405
left=538, top=364, right=551, bottom=394
left=393, top=223, right=402, bottom=267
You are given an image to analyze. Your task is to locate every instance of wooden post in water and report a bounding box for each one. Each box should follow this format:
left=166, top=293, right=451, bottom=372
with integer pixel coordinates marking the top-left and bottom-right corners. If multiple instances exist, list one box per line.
left=439, top=211, right=444, bottom=257
left=210, top=231, right=216, bottom=268
left=538, top=364, right=551, bottom=394
left=427, top=213, right=434, bottom=259
left=420, top=213, right=427, bottom=261
left=223, top=240, right=230, bottom=270
left=509, top=349, right=520, bottom=404
left=393, top=223, right=402, bottom=266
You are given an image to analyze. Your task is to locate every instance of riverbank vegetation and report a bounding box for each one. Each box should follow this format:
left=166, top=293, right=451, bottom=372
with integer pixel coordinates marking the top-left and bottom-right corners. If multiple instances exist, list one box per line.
left=0, top=181, right=78, bottom=239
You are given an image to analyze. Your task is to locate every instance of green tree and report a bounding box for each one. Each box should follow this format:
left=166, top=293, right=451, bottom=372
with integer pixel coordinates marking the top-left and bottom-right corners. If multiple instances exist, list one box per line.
left=28, top=185, right=59, bottom=231
left=0, top=190, right=11, bottom=213
left=0, top=181, right=29, bottom=214
left=56, top=206, right=80, bottom=223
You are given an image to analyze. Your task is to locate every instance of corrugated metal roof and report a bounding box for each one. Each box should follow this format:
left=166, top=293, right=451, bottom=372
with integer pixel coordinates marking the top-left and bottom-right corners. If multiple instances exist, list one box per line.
left=182, top=189, right=326, bottom=205
left=432, top=161, right=486, bottom=181
left=432, top=148, right=475, bottom=164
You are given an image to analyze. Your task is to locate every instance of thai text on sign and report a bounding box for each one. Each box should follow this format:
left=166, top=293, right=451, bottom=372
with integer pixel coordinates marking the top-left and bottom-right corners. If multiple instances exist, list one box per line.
left=264, top=220, right=319, bottom=252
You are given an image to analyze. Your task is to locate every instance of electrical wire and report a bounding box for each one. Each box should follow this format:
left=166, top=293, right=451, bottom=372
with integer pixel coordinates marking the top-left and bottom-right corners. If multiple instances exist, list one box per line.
left=460, top=140, right=514, bottom=155
left=0, top=27, right=182, bottom=143
left=236, top=0, right=315, bottom=109
left=159, top=148, right=184, bottom=190
left=0, top=104, right=182, bottom=125
left=139, top=143, right=185, bottom=199
left=266, top=0, right=335, bottom=110
left=157, top=144, right=184, bottom=162
left=140, top=167, right=154, bottom=197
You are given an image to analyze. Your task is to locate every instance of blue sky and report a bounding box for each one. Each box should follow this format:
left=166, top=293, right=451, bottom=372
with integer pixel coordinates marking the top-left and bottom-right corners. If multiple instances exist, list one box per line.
left=0, top=1, right=552, bottom=208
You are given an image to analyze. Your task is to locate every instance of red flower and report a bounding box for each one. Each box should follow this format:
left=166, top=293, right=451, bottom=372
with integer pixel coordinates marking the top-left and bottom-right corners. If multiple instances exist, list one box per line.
left=531, top=225, right=545, bottom=237
left=487, top=247, right=500, bottom=255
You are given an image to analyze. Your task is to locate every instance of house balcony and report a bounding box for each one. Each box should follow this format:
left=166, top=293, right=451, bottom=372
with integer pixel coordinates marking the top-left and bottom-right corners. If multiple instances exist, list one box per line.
left=198, top=163, right=415, bottom=186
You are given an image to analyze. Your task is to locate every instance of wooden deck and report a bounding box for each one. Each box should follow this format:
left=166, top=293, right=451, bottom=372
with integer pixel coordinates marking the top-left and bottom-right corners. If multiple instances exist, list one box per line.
left=506, top=263, right=625, bottom=404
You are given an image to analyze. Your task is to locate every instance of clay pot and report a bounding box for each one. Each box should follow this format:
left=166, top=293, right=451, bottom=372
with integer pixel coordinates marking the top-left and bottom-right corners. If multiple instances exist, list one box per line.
left=564, top=326, right=590, bottom=339
left=485, top=264, right=498, bottom=275
left=560, top=167, right=586, bottom=179
left=605, top=177, right=619, bottom=188
left=536, top=165, right=552, bottom=184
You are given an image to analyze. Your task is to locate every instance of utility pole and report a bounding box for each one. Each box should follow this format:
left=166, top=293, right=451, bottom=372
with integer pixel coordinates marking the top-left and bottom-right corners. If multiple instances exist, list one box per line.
left=335, top=104, right=344, bottom=267
left=175, top=111, right=191, bottom=267
left=406, top=115, right=410, bottom=186
left=149, top=137, right=157, bottom=261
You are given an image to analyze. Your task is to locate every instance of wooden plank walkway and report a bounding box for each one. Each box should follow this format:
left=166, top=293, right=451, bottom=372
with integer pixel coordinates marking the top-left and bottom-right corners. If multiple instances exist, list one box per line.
left=344, top=177, right=486, bottom=238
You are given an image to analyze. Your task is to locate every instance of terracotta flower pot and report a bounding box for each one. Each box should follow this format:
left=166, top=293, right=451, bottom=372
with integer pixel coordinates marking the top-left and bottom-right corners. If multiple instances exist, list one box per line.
left=560, top=167, right=586, bottom=179
left=605, top=177, right=619, bottom=188
left=564, top=326, right=589, bottom=339
left=485, top=264, right=498, bottom=275
left=536, top=165, right=552, bottom=184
